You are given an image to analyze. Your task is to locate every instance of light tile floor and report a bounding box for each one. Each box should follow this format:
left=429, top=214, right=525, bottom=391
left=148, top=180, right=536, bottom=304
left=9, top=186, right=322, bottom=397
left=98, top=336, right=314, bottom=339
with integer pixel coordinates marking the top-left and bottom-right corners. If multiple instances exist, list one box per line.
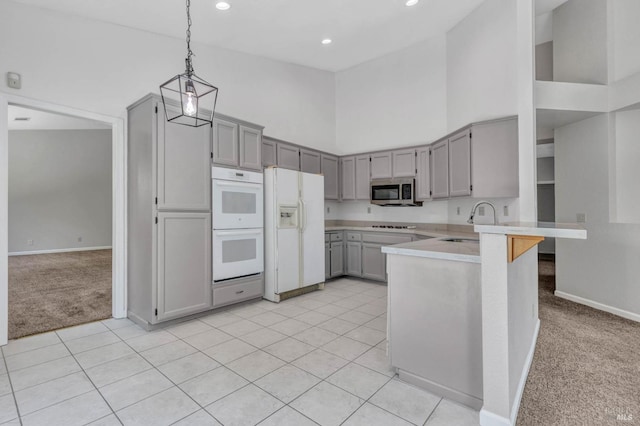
left=0, top=278, right=480, bottom=426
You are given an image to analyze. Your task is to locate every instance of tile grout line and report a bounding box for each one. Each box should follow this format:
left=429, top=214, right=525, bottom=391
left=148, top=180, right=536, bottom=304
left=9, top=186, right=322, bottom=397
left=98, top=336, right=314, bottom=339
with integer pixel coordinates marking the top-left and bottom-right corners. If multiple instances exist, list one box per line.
left=0, top=349, right=23, bottom=426
left=422, top=397, right=443, bottom=426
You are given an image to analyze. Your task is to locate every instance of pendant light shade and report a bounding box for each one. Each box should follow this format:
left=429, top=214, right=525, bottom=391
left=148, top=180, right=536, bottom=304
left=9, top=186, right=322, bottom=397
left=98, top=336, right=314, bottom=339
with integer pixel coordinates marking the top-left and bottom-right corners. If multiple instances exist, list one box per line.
left=159, top=0, right=218, bottom=127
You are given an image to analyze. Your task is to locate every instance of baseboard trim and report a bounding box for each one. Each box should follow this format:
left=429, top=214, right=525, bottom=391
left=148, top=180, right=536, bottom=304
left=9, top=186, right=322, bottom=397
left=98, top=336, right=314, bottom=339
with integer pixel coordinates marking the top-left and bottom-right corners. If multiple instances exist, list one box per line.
left=480, top=318, right=540, bottom=426
left=554, top=291, right=640, bottom=323
left=8, top=246, right=112, bottom=256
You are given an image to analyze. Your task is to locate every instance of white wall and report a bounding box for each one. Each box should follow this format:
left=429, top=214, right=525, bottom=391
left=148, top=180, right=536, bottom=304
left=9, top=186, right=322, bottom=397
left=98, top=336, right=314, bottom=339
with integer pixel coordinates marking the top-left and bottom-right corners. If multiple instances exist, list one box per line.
left=552, top=0, right=608, bottom=84
left=335, top=36, right=447, bottom=155
left=612, top=0, right=640, bottom=82
left=8, top=129, right=112, bottom=253
left=555, top=113, right=640, bottom=318
left=0, top=1, right=335, bottom=152
left=612, top=109, right=640, bottom=224
left=446, top=0, right=518, bottom=131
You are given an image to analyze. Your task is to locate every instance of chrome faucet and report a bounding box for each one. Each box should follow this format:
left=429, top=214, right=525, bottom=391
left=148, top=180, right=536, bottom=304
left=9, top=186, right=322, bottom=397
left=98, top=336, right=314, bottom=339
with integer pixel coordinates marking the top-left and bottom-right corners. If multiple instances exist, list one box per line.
left=468, top=201, right=497, bottom=225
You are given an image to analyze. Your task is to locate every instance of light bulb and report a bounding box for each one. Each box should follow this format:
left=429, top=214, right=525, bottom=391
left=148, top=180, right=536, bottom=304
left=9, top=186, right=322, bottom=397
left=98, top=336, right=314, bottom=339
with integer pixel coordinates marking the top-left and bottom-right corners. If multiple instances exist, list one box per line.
left=184, top=94, right=197, bottom=116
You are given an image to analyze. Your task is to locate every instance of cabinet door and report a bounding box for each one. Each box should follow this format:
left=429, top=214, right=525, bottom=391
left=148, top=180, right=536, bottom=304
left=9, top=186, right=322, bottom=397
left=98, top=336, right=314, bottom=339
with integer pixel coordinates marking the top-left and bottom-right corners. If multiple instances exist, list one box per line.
left=370, top=152, right=392, bottom=179
left=300, top=149, right=321, bottom=174
left=346, top=241, right=362, bottom=277
left=449, top=129, right=472, bottom=197
left=321, top=154, right=339, bottom=200
left=362, top=243, right=386, bottom=282
left=277, top=143, right=300, bottom=170
left=213, top=118, right=239, bottom=167
left=431, top=139, right=449, bottom=199
left=262, top=138, right=277, bottom=167
left=330, top=242, right=344, bottom=277
left=239, top=126, right=262, bottom=171
left=341, top=156, right=356, bottom=200
left=325, top=242, right=331, bottom=279
left=415, top=146, right=431, bottom=201
left=392, top=149, right=416, bottom=178
left=158, top=112, right=211, bottom=211
left=157, top=212, right=212, bottom=321
left=355, top=155, right=370, bottom=200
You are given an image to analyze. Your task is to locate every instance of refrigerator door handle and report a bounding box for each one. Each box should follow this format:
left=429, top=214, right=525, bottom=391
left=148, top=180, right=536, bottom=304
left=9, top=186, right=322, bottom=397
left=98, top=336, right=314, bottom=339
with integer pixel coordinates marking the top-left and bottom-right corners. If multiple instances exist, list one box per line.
left=300, top=199, right=307, bottom=232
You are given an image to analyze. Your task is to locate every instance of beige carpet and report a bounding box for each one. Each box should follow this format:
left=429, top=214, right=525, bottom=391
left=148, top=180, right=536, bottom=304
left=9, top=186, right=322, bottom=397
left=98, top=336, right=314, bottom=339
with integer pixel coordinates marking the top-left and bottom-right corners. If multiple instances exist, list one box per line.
left=518, top=259, right=640, bottom=425
left=8, top=249, right=112, bottom=339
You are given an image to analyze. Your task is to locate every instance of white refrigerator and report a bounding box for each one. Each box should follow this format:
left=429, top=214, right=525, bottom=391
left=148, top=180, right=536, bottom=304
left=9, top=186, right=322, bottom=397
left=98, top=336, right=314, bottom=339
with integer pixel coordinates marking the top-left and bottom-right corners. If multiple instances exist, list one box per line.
left=264, top=167, right=325, bottom=302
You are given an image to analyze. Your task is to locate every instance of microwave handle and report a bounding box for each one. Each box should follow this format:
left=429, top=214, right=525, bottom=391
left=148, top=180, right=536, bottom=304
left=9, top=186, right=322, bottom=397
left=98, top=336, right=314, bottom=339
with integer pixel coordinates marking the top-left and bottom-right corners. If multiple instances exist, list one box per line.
left=214, top=229, right=262, bottom=237
left=214, top=181, right=260, bottom=189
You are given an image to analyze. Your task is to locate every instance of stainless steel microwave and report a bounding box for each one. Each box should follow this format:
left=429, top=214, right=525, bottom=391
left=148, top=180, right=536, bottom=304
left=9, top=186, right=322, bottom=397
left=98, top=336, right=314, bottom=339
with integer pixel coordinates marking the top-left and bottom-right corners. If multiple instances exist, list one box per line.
left=370, top=178, right=419, bottom=206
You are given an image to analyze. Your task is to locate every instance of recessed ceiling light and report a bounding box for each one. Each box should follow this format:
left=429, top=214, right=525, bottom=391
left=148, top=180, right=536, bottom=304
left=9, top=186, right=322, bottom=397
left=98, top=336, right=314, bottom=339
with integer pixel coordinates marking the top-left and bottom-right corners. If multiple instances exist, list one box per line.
left=405, top=0, right=419, bottom=6
left=321, top=38, right=332, bottom=45
left=216, top=2, right=230, bottom=11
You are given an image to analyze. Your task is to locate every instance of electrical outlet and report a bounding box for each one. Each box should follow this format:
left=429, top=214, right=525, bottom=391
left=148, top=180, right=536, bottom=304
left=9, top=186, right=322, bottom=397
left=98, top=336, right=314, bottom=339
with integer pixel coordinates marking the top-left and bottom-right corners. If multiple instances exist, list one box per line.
left=478, top=206, right=485, bottom=216
left=367, top=207, right=371, bottom=214
left=503, top=205, right=509, bottom=216
left=326, top=206, right=330, bottom=214
left=27, top=239, right=34, bottom=246
left=456, top=207, right=460, bottom=215
left=576, top=213, right=586, bottom=223
left=77, top=236, right=82, bottom=242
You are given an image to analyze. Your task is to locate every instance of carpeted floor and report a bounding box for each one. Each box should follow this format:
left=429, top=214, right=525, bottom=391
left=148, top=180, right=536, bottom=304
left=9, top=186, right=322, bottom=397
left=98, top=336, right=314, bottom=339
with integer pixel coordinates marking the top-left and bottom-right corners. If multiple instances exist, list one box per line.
left=8, top=249, right=112, bottom=339
left=518, top=258, right=640, bottom=425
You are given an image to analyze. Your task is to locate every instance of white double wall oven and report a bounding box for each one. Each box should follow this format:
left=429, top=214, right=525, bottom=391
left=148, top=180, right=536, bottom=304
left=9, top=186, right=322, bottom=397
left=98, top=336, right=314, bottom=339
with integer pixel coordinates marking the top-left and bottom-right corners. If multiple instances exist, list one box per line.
left=211, top=167, right=264, bottom=282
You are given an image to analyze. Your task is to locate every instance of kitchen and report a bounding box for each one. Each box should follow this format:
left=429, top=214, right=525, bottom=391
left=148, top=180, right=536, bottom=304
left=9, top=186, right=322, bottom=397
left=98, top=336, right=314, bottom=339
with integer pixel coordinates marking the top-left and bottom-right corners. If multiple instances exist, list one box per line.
left=0, top=0, right=639, bottom=425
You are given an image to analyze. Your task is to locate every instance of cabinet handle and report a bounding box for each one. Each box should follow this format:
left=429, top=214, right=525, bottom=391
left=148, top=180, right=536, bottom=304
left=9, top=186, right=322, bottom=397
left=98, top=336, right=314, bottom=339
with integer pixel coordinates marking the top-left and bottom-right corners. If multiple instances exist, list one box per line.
left=235, top=290, right=244, bottom=294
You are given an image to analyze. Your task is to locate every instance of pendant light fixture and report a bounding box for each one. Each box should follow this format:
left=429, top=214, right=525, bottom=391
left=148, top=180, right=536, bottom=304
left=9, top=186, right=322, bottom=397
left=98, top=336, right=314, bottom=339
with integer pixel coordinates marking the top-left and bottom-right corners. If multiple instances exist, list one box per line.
left=160, top=0, right=218, bottom=127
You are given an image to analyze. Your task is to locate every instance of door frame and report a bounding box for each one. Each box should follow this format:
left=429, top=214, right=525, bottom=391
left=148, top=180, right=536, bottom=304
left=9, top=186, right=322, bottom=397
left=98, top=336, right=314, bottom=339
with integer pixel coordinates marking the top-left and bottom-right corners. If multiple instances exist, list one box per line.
left=0, top=93, right=127, bottom=345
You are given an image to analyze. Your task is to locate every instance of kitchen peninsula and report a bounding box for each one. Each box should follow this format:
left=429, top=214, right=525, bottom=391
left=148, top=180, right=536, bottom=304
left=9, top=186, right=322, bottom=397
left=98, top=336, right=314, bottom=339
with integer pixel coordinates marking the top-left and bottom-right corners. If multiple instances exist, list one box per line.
left=383, top=222, right=587, bottom=426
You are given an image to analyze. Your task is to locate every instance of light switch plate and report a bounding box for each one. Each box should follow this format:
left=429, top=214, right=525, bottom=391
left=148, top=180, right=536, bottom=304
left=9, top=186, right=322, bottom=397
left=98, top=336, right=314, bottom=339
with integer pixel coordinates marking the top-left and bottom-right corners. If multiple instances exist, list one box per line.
left=503, top=206, right=509, bottom=216
left=456, top=207, right=460, bottom=215
left=576, top=213, right=586, bottom=223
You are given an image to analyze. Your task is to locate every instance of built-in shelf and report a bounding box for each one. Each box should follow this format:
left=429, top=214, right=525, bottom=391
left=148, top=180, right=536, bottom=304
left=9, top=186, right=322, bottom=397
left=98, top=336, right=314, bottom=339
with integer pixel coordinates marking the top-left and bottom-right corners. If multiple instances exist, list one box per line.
left=537, top=180, right=555, bottom=185
left=536, top=143, right=554, bottom=158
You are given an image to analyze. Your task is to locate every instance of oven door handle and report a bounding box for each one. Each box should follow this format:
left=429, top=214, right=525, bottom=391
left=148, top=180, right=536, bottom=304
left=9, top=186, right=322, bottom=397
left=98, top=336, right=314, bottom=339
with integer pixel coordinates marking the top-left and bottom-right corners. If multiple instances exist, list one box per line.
left=214, top=229, right=263, bottom=237
left=214, top=181, right=261, bottom=189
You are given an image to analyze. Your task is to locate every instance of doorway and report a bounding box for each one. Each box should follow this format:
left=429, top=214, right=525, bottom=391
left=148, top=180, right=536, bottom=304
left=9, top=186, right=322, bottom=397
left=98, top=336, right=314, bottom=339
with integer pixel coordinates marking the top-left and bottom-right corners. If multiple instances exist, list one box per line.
left=0, top=94, right=126, bottom=345
left=8, top=105, right=113, bottom=338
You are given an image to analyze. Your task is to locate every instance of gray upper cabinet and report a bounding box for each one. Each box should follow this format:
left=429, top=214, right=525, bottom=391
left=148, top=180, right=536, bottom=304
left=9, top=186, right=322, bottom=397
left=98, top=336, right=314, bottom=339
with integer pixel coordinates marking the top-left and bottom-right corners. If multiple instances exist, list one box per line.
left=321, top=154, right=339, bottom=200
left=262, top=137, right=277, bottom=168
left=239, top=125, right=262, bottom=171
left=392, top=149, right=416, bottom=178
left=214, top=115, right=264, bottom=171
left=448, top=129, right=472, bottom=197
left=158, top=108, right=211, bottom=211
left=415, top=146, right=431, bottom=201
left=370, top=152, right=392, bottom=179
left=277, top=143, right=300, bottom=170
left=470, top=117, right=519, bottom=198
left=156, top=212, right=212, bottom=321
left=213, top=118, right=239, bottom=168
left=355, top=155, right=371, bottom=200
left=341, top=156, right=356, bottom=200
left=431, top=139, right=449, bottom=199
left=300, top=148, right=321, bottom=174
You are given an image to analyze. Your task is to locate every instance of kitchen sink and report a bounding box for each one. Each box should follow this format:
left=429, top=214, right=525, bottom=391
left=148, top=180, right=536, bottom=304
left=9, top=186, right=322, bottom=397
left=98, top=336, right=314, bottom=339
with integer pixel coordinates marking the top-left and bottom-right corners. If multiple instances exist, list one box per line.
left=440, top=237, right=479, bottom=243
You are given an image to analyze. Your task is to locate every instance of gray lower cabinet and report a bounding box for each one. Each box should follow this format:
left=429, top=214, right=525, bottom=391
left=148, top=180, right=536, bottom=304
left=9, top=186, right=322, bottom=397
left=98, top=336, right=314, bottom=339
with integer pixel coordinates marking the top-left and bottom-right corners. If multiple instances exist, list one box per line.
left=330, top=242, right=344, bottom=277
left=321, top=154, right=339, bottom=200
left=362, top=243, right=386, bottom=281
left=346, top=241, right=362, bottom=277
left=262, top=137, right=277, bottom=167
left=213, top=115, right=264, bottom=171
left=300, top=148, right=321, bottom=174
left=127, top=94, right=213, bottom=327
left=325, top=242, right=331, bottom=279
left=157, top=212, right=212, bottom=321
left=277, top=143, right=301, bottom=170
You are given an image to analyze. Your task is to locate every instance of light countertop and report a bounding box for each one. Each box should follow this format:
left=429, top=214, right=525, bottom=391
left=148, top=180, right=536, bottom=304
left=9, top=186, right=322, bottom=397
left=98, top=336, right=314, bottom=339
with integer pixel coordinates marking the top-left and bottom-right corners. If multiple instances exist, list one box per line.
left=381, top=237, right=480, bottom=263
left=474, top=221, right=587, bottom=239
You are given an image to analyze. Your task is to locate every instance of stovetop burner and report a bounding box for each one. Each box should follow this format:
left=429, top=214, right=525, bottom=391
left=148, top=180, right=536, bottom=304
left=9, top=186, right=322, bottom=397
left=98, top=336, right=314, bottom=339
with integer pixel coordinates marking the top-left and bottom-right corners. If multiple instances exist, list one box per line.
left=371, top=225, right=417, bottom=229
